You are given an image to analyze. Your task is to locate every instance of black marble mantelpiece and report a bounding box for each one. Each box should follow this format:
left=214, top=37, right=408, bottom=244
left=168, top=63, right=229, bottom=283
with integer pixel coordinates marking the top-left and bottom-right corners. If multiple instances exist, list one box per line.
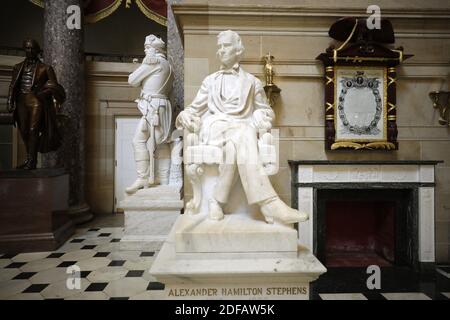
left=288, top=159, right=440, bottom=274
left=288, top=160, right=444, bottom=166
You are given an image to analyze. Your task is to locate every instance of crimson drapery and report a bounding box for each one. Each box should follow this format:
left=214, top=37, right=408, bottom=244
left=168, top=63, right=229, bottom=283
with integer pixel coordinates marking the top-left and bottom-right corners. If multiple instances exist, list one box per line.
left=30, top=0, right=167, bottom=26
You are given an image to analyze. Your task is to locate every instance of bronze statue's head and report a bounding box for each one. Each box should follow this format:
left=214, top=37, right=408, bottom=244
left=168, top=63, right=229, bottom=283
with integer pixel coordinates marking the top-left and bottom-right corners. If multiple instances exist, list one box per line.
left=23, top=39, right=41, bottom=59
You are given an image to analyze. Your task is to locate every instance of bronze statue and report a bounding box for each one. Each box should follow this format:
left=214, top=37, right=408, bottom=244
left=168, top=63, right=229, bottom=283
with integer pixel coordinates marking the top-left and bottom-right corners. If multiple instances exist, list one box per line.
left=7, top=39, right=65, bottom=170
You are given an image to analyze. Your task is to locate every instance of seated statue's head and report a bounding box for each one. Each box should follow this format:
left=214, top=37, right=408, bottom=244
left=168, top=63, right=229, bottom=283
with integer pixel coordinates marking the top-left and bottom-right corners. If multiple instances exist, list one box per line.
left=144, top=35, right=165, bottom=57
left=217, top=30, right=245, bottom=69
left=23, top=39, right=41, bottom=60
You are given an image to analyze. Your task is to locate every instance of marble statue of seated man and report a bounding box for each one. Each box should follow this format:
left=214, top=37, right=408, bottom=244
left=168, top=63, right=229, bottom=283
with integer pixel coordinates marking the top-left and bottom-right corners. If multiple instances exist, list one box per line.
left=176, top=30, right=308, bottom=225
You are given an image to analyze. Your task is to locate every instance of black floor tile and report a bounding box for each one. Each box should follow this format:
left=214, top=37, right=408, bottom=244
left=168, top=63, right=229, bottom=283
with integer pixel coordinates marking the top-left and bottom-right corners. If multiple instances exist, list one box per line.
left=94, top=252, right=110, bottom=257
left=5, top=262, right=26, bottom=269
left=57, top=261, right=77, bottom=268
left=140, top=252, right=154, bottom=257
left=363, top=292, right=387, bottom=300
left=85, top=282, right=108, bottom=292
left=147, top=282, right=165, bottom=290
left=110, top=239, right=121, bottom=243
left=13, top=272, right=37, bottom=280
left=437, top=266, right=450, bottom=274
left=81, top=245, right=96, bottom=250
left=46, top=252, right=65, bottom=258
left=108, top=260, right=125, bottom=267
left=126, top=270, right=144, bottom=277
left=23, top=284, right=49, bottom=293
left=110, top=297, right=129, bottom=300
left=88, top=228, right=100, bottom=232
left=70, top=239, right=85, bottom=243
left=98, top=233, right=111, bottom=237
left=0, top=253, right=17, bottom=259
left=80, top=271, right=91, bottom=278
left=432, top=292, right=450, bottom=300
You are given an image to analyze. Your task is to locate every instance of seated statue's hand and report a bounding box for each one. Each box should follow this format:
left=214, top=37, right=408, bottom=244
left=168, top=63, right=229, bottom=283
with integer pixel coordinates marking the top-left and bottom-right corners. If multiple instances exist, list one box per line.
left=253, top=109, right=272, bottom=130
left=176, top=110, right=200, bottom=132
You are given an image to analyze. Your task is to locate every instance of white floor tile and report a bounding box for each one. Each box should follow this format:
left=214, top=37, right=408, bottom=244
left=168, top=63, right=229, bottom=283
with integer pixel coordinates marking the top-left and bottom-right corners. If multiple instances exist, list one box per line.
left=6, top=293, right=44, bottom=300
left=40, top=279, right=90, bottom=299
left=65, top=292, right=109, bottom=300
left=0, top=280, right=31, bottom=299
left=20, top=258, right=62, bottom=273
left=75, top=257, right=111, bottom=271
left=319, top=293, right=368, bottom=300
left=130, top=290, right=166, bottom=300
left=12, top=252, right=51, bottom=263
left=103, top=277, right=148, bottom=298
left=29, top=267, right=69, bottom=284
left=382, top=292, right=431, bottom=300
left=0, top=268, right=20, bottom=282
left=86, top=266, right=128, bottom=282
left=60, top=249, right=96, bottom=261
left=0, top=259, right=12, bottom=268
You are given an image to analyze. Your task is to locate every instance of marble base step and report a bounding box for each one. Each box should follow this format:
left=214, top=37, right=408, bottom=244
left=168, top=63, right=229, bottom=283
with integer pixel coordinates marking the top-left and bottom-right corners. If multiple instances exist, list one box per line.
left=119, top=184, right=183, bottom=251
left=175, top=212, right=298, bottom=253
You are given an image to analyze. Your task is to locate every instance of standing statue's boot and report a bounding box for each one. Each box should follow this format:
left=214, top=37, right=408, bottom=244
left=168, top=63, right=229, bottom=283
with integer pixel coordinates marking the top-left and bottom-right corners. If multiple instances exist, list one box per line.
left=126, top=151, right=151, bottom=194
left=260, top=197, right=308, bottom=224
left=125, top=177, right=150, bottom=194
left=16, top=158, right=30, bottom=169
left=23, top=130, right=38, bottom=170
left=16, top=143, right=30, bottom=169
left=209, top=198, right=224, bottom=221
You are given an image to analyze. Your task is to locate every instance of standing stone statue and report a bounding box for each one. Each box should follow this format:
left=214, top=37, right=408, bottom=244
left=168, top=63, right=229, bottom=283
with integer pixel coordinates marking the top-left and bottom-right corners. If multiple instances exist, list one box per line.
left=126, top=35, right=176, bottom=194
left=176, top=30, right=308, bottom=224
left=7, top=39, right=65, bottom=170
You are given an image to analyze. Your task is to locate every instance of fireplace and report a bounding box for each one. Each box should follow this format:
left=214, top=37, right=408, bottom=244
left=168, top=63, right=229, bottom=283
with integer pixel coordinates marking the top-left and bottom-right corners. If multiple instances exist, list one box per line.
left=316, top=188, right=417, bottom=268
left=289, top=160, right=441, bottom=272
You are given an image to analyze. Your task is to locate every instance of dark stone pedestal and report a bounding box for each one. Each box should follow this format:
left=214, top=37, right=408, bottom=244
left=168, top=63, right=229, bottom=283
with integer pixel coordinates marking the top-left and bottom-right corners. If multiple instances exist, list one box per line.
left=0, top=169, right=74, bottom=253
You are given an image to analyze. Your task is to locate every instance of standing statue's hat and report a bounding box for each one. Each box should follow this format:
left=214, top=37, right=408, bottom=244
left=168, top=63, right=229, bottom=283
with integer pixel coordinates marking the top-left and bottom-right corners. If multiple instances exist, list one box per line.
left=144, top=35, right=165, bottom=52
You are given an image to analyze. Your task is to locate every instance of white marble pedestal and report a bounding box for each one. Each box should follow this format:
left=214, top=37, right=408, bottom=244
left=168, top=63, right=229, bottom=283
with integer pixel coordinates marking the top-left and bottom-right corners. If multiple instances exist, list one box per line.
left=120, top=185, right=183, bottom=251
left=150, top=213, right=326, bottom=300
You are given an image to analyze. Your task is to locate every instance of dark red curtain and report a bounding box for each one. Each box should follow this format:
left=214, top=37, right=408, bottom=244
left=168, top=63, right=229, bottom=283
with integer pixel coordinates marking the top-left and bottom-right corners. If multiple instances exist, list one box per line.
left=30, top=0, right=167, bottom=26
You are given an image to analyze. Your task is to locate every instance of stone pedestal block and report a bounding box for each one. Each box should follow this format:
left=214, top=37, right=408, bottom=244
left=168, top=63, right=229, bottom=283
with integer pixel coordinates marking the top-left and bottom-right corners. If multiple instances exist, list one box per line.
left=0, top=169, right=74, bottom=253
left=120, top=185, right=183, bottom=251
left=151, top=215, right=326, bottom=300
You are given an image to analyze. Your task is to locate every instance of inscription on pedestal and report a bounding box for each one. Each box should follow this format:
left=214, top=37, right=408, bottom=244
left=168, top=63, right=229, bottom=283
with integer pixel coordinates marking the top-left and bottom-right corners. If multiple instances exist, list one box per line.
left=165, top=285, right=309, bottom=300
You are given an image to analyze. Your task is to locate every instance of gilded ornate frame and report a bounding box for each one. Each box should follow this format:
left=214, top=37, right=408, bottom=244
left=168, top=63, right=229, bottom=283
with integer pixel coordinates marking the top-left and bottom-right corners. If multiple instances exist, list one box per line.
left=317, top=39, right=411, bottom=151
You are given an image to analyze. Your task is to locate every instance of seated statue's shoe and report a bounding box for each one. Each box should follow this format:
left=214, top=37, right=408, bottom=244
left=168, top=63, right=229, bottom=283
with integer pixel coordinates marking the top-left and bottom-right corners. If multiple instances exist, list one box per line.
left=125, top=178, right=149, bottom=194
left=260, top=197, right=308, bottom=224
left=209, top=199, right=224, bottom=221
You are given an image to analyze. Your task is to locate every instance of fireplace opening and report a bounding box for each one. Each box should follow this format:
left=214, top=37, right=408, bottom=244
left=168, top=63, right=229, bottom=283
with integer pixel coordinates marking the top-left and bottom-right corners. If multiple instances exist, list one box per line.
left=316, top=188, right=418, bottom=269
left=325, top=201, right=395, bottom=267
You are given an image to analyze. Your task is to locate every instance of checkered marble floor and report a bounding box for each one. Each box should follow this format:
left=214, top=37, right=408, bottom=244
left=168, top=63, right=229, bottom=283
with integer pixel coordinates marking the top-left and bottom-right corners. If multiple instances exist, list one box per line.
left=0, top=227, right=165, bottom=300
left=1, top=225, right=450, bottom=300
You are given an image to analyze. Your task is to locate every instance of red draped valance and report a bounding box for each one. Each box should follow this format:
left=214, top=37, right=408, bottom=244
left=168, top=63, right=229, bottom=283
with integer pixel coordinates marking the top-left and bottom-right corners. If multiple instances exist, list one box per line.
left=30, top=0, right=167, bottom=26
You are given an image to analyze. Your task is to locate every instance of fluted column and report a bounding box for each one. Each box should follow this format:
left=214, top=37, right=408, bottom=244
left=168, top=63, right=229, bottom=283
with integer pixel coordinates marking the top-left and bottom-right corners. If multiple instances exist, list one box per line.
left=43, top=0, right=92, bottom=224
left=167, top=0, right=184, bottom=114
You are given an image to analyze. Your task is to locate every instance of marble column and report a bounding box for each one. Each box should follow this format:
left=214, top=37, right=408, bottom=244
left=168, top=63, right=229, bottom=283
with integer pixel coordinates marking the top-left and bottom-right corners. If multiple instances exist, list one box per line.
left=167, top=0, right=184, bottom=115
left=43, top=0, right=92, bottom=224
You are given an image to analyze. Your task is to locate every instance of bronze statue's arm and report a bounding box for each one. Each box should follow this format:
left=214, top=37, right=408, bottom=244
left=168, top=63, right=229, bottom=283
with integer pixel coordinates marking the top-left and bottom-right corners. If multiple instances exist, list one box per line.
left=7, top=66, right=18, bottom=113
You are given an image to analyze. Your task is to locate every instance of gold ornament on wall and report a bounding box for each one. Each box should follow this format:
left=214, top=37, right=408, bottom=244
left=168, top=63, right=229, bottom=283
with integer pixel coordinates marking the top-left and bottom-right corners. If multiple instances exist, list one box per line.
left=263, top=53, right=281, bottom=108
left=429, top=91, right=450, bottom=126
